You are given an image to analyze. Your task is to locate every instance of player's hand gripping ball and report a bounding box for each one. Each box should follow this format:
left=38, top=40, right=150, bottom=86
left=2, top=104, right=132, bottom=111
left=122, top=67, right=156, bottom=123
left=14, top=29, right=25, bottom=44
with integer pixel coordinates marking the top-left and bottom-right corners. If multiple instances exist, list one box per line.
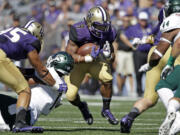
left=77, top=43, right=99, bottom=56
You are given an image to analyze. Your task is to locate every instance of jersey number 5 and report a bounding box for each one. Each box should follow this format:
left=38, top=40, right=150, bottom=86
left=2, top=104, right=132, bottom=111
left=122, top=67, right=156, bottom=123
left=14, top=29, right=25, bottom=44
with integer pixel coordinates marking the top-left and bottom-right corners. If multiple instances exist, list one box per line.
left=0, top=28, right=27, bottom=43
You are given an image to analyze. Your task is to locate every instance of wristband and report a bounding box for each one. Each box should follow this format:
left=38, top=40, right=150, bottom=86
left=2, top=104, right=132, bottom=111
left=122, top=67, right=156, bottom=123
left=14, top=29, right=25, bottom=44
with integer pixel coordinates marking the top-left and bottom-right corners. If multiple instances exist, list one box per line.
left=154, top=49, right=163, bottom=58
left=167, top=55, right=175, bottom=66
left=84, top=55, right=93, bottom=62
left=52, top=82, right=59, bottom=90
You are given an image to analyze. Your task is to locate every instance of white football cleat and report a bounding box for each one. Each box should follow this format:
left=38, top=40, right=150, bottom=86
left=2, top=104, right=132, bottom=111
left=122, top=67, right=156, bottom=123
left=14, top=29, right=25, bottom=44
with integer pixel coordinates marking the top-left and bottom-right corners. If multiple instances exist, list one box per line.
left=169, top=112, right=180, bottom=135
left=159, top=111, right=176, bottom=135
left=0, top=124, right=10, bottom=131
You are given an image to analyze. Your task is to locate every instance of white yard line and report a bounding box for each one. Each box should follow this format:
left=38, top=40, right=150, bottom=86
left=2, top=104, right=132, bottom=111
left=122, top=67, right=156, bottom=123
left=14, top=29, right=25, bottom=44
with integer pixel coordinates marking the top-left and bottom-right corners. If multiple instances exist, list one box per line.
left=52, top=111, right=164, bottom=115
left=42, top=126, right=159, bottom=130
left=38, top=118, right=163, bottom=122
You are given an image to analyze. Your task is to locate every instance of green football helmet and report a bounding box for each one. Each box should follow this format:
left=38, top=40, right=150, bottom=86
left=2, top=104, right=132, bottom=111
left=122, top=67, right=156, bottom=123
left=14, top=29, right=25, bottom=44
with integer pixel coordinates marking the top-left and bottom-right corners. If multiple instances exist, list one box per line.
left=165, top=0, right=180, bottom=17
left=47, top=52, right=74, bottom=75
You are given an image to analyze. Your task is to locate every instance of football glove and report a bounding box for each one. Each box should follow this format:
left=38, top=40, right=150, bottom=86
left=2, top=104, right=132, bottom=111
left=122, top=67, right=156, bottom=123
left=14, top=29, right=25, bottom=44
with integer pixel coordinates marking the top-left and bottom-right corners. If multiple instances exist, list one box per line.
left=101, top=41, right=111, bottom=58
left=84, top=46, right=100, bottom=63
left=161, top=65, right=173, bottom=80
left=132, top=38, right=141, bottom=48
left=138, top=63, right=152, bottom=72
left=91, top=46, right=100, bottom=59
left=52, top=81, right=67, bottom=93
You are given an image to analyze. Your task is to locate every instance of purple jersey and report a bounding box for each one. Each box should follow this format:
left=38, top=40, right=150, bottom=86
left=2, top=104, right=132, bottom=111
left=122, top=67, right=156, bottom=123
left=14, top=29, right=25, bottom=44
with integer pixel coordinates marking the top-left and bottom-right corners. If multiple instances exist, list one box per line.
left=0, top=27, right=41, bottom=60
left=69, top=21, right=117, bottom=49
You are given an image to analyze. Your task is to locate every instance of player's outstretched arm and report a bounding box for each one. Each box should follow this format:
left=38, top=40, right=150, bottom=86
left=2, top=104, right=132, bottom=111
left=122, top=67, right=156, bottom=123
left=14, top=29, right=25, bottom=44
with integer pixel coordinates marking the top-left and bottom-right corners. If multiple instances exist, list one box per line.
left=149, top=30, right=177, bottom=68
left=27, top=50, right=56, bottom=86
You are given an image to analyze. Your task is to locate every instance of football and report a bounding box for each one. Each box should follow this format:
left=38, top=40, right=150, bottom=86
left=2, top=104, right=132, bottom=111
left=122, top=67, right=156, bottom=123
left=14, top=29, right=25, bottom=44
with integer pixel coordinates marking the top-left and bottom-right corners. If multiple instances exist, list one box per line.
left=77, top=43, right=99, bottom=56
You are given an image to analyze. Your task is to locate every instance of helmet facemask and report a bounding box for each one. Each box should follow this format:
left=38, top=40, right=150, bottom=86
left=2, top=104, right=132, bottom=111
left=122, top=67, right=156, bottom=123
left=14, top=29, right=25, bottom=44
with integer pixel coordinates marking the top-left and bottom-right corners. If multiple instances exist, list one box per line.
left=89, top=21, right=110, bottom=38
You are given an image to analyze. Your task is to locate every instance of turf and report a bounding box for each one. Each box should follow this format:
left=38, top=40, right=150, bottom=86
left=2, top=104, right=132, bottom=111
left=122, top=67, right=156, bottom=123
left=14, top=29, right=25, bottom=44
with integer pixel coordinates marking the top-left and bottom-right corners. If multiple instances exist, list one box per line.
left=0, top=96, right=167, bottom=135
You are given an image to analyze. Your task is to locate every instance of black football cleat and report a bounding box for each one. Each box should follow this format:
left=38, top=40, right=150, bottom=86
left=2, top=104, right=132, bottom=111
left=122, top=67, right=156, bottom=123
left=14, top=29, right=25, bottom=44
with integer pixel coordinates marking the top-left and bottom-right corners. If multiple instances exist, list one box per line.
left=79, top=102, right=93, bottom=125
left=101, top=109, right=119, bottom=125
left=12, top=121, right=43, bottom=133
left=120, top=114, right=134, bottom=133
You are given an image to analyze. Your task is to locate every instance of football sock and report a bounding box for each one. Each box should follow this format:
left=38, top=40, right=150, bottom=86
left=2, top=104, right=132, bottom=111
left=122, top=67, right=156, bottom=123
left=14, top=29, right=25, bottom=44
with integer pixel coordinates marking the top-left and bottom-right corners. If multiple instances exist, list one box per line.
left=168, top=99, right=180, bottom=113
left=157, top=88, right=174, bottom=109
left=128, top=107, right=140, bottom=119
left=102, top=97, right=111, bottom=110
left=15, top=107, right=28, bottom=128
left=69, top=94, right=84, bottom=109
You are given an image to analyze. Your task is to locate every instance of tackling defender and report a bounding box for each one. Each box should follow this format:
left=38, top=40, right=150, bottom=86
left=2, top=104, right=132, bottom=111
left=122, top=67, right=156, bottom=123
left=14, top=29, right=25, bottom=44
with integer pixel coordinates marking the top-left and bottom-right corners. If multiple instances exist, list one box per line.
left=0, top=20, right=64, bottom=132
left=0, top=52, right=74, bottom=131
left=65, top=6, right=118, bottom=125
left=120, top=0, right=180, bottom=133
left=156, top=62, right=180, bottom=134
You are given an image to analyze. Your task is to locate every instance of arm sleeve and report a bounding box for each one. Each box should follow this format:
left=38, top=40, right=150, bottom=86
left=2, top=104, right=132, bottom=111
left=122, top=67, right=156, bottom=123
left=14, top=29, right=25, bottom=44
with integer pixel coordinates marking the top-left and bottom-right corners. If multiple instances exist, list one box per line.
left=30, top=40, right=41, bottom=53
left=24, top=39, right=41, bottom=53
left=69, top=26, right=81, bottom=45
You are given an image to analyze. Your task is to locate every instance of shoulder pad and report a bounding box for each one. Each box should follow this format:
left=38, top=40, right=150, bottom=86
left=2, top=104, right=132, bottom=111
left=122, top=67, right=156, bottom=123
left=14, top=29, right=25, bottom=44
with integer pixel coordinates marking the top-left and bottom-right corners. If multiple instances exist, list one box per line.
left=69, top=21, right=90, bottom=45
left=160, top=13, right=180, bottom=33
left=31, top=40, right=41, bottom=53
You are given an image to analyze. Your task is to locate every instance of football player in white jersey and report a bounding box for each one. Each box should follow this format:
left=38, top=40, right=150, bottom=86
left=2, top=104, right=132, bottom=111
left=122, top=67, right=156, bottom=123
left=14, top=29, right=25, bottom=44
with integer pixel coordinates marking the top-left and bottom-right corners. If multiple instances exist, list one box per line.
left=0, top=52, right=74, bottom=132
left=146, top=0, right=180, bottom=134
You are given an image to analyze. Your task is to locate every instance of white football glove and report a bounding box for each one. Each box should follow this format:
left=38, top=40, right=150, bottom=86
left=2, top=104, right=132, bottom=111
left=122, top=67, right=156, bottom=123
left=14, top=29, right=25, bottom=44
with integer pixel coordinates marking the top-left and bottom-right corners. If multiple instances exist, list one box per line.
left=138, top=63, right=152, bottom=72
left=132, top=38, right=141, bottom=48
left=161, top=65, right=174, bottom=80
left=102, top=41, right=111, bottom=58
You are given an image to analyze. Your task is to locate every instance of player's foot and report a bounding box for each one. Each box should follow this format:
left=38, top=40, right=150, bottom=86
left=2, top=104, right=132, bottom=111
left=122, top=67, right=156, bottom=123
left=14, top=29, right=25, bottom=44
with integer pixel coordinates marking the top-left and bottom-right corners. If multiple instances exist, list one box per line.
left=12, top=126, right=44, bottom=133
left=169, top=112, right=180, bottom=135
left=12, top=121, right=43, bottom=133
left=159, top=111, right=176, bottom=135
left=79, top=102, right=93, bottom=125
left=101, top=109, right=119, bottom=125
left=120, top=114, right=134, bottom=133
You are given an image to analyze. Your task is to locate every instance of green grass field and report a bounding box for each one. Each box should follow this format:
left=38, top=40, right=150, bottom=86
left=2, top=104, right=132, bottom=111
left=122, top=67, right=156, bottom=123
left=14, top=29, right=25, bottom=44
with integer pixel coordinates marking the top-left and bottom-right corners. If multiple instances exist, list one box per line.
left=0, top=95, right=168, bottom=135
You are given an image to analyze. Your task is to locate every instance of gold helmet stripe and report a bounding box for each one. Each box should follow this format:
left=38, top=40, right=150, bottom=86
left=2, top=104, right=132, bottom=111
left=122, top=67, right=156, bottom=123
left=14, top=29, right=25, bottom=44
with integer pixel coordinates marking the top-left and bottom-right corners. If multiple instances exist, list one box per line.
left=97, top=6, right=107, bottom=21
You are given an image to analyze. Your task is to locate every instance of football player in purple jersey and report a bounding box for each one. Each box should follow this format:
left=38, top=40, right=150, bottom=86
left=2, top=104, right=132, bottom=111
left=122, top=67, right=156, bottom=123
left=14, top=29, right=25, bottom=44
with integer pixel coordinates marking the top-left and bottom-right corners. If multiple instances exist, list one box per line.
left=0, top=20, right=66, bottom=133
left=65, top=6, right=118, bottom=125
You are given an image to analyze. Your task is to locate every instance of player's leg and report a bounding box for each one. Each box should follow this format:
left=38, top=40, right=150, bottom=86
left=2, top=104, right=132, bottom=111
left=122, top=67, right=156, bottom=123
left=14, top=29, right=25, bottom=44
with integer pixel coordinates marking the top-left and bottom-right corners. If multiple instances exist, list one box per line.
left=0, top=94, right=17, bottom=131
left=133, top=51, right=147, bottom=96
left=169, top=97, right=180, bottom=135
left=163, top=74, right=180, bottom=135
left=168, top=56, right=180, bottom=135
left=116, top=50, right=127, bottom=94
left=155, top=65, right=180, bottom=135
left=89, top=62, right=118, bottom=125
left=65, top=63, right=93, bottom=125
left=0, top=50, right=43, bottom=133
left=120, top=46, right=169, bottom=133
left=125, top=51, right=134, bottom=96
